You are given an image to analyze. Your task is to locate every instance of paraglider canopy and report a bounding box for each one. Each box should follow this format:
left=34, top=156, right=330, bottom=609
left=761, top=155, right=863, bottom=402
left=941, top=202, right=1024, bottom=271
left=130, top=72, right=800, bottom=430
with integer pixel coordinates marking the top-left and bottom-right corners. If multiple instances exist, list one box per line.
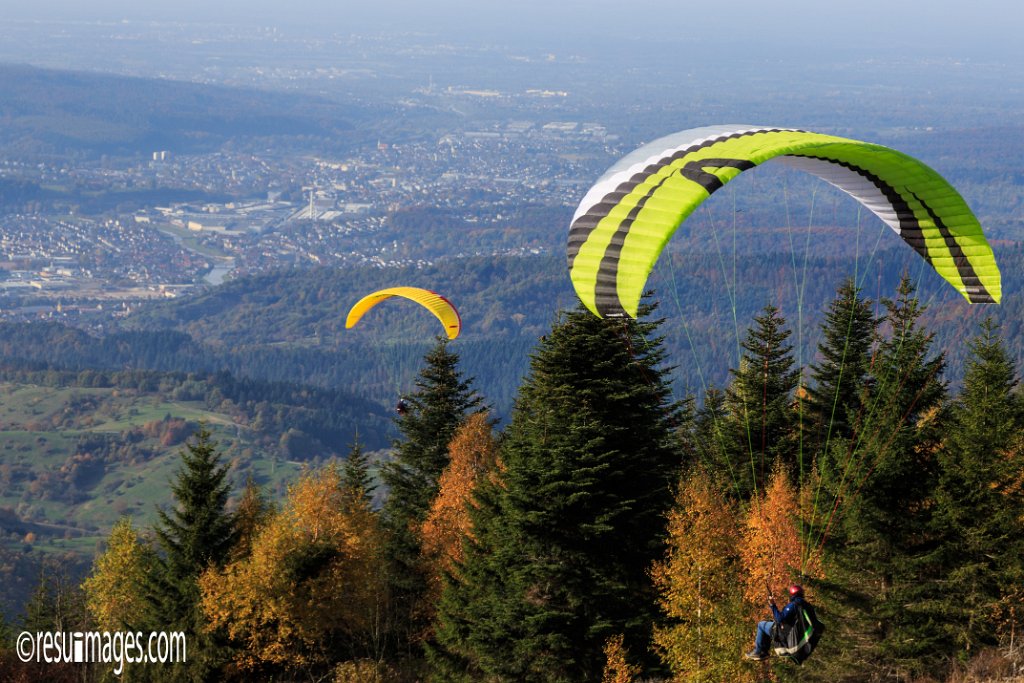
left=568, top=124, right=1001, bottom=318
left=345, top=286, right=462, bottom=339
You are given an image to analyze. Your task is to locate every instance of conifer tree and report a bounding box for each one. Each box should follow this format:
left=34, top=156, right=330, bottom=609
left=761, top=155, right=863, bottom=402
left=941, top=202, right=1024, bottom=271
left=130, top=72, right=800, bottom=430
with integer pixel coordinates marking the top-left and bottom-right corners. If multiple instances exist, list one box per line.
left=725, top=304, right=799, bottom=497
left=431, top=304, right=680, bottom=681
left=806, top=278, right=878, bottom=456
left=22, top=563, right=88, bottom=634
left=381, top=339, right=483, bottom=661
left=143, top=424, right=236, bottom=681
left=934, top=318, right=1024, bottom=652
left=822, top=276, right=948, bottom=678
left=343, top=435, right=376, bottom=506
left=693, top=387, right=736, bottom=495
left=14, top=565, right=85, bottom=682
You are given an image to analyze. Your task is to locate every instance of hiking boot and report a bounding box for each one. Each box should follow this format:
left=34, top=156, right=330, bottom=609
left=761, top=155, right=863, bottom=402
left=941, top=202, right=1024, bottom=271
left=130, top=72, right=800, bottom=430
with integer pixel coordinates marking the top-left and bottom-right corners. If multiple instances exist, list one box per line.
left=744, top=649, right=768, bottom=661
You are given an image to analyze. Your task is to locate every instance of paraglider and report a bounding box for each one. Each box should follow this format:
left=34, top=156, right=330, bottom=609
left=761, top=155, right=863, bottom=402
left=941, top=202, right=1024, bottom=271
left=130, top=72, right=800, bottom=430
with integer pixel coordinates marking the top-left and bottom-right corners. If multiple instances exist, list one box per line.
left=745, top=583, right=824, bottom=664
left=345, top=286, right=462, bottom=340
left=395, top=398, right=409, bottom=415
left=568, top=124, right=1001, bottom=319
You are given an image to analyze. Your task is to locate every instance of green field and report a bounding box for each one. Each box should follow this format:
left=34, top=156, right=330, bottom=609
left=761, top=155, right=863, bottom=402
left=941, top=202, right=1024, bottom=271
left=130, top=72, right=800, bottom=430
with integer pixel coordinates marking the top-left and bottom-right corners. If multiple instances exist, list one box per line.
left=0, top=381, right=306, bottom=559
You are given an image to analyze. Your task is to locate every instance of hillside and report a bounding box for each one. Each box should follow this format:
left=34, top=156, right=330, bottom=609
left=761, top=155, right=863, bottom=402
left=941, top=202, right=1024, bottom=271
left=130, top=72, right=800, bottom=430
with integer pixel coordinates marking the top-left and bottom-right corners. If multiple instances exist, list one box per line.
left=0, top=365, right=397, bottom=618
left=0, top=62, right=372, bottom=160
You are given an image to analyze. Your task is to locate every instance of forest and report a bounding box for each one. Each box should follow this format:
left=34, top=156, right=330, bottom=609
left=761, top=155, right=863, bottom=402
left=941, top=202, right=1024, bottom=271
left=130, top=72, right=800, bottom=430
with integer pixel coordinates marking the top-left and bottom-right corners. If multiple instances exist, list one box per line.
left=1, top=274, right=1021, bottom=682
left=4, top=245, right=1024, bottom=419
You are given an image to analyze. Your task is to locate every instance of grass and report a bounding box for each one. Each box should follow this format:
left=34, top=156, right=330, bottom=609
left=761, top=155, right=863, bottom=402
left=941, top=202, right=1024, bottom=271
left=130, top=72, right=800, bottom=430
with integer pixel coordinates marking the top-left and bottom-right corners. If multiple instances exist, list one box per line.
left=0, top=382, right=308, bottom=558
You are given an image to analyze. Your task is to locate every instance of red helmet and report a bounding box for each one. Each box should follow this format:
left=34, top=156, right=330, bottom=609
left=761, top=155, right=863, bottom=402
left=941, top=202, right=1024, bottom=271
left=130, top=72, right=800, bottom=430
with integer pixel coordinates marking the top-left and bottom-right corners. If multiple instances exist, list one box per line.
left=788, top=584, right=804, bottom=598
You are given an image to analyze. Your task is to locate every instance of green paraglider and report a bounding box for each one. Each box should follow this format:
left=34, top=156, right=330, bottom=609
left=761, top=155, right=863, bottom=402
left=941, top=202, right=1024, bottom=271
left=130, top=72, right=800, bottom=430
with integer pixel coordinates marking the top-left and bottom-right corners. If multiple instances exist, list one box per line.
left=568, top=125, right=1001, bottom=318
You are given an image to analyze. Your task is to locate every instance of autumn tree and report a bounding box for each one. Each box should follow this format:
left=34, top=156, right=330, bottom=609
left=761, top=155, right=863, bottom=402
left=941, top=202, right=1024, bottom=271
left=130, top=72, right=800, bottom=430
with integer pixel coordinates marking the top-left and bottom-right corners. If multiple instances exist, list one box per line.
left=201, top=464, right=389, bottom=680
left=739, top=464, right=812, bottom=613
left=83, top=517, right=156, bottom=632
left=651, top=467, right=752, bottom=683
left=601, top=635, right=641, bottom=683
left=420, top=411, right=499, bottom=605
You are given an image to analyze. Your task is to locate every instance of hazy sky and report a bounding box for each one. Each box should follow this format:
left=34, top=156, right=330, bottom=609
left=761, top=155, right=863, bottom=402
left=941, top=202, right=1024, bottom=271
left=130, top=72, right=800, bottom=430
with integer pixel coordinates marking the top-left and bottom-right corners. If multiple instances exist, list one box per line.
left=5, top=0, right=1024, bottom=60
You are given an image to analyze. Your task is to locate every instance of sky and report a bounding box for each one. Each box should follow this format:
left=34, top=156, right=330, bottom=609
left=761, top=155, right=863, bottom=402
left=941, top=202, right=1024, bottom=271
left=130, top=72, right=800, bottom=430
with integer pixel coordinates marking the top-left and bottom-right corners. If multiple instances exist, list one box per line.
left=4, top=0, right=1024, bottom=61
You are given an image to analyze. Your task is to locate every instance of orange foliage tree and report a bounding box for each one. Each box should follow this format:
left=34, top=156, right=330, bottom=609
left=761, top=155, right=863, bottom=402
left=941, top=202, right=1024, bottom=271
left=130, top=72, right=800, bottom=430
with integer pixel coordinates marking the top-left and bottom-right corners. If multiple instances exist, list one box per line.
left=739, top=464, right=819, bottom=616
left=200, top=464, right=388, bottom=678
left=601, top=634, right=641, bottom=683
left=651, top=467, right=753, bottom=682
left=420, top=412, right=499, bottom=603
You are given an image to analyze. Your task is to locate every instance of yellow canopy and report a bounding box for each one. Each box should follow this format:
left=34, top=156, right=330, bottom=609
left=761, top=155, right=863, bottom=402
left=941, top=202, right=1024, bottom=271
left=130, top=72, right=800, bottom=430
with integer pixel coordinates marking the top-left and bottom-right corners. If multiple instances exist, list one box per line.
left=345, top=286, right=462, bottom=339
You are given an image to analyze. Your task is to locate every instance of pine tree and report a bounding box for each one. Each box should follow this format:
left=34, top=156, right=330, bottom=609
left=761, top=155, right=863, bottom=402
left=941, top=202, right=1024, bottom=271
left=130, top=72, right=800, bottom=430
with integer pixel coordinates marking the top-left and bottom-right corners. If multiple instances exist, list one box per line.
left=693, top=387, right=737, bottom=496
left=724, top=304, right=800, bottom=498
left=343, top=435, right=376, bottom=506
left=381, top=339, right=483, bottom=663
left=14, top=564, right=85, bottom=683
left=822, top=276, right=948, bottom=678
left=22, top=563, right=88, bottom=634
left=143, top=424, right=237, bottom=681
left=934, top=318, right=1024, bottom=653
left=431, top=304, right=681, bottom=681
left=806, top=278, right=878, bottom=457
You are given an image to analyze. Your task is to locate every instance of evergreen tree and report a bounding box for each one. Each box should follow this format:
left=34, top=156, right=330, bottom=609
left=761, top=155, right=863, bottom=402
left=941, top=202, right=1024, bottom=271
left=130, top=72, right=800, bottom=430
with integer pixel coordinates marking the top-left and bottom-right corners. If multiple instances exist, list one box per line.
left=821, top=276, right=948, bottom=679
left=143, top=424, right=236, bottom=681
left=724, top=304, right=800, bottom=497
left=934, top=318, right=1024, bottom=653
left=432, top=304, right=681, bottom=681
left=693, top=387, right=736, bottom=495
left=806, top=278, right=878, bottom=455
left=22, top=563, right=88, bottom=634
left=381, top=339, right=483, bottom=663
left=13, top=564, right=85, bottom=683
left=343, top=434, right=376, bottom=505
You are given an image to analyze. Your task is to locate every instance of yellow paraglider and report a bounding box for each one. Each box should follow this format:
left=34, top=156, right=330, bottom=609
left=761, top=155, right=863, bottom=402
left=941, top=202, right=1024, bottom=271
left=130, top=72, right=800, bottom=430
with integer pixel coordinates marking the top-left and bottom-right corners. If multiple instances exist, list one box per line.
left=345, top=287, right=462, bottom=339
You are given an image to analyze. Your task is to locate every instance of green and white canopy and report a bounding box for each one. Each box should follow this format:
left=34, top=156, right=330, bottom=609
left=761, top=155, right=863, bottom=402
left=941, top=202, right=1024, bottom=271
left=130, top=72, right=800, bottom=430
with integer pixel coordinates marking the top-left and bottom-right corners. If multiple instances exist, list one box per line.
left=568, top=125, right=1001, bottom=318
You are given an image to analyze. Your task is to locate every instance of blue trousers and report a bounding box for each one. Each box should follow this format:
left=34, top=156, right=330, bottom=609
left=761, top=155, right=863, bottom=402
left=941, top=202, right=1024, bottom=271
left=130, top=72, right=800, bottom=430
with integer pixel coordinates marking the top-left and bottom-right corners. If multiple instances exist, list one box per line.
left=755, top=620, right=775, bottom=654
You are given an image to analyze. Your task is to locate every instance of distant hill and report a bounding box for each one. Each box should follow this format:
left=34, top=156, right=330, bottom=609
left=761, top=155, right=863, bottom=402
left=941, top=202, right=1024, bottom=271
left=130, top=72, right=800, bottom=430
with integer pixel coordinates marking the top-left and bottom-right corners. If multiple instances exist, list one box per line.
left=0, top=62, right=372, bottom=159
left=3, top=247, right=1021, bottom=421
